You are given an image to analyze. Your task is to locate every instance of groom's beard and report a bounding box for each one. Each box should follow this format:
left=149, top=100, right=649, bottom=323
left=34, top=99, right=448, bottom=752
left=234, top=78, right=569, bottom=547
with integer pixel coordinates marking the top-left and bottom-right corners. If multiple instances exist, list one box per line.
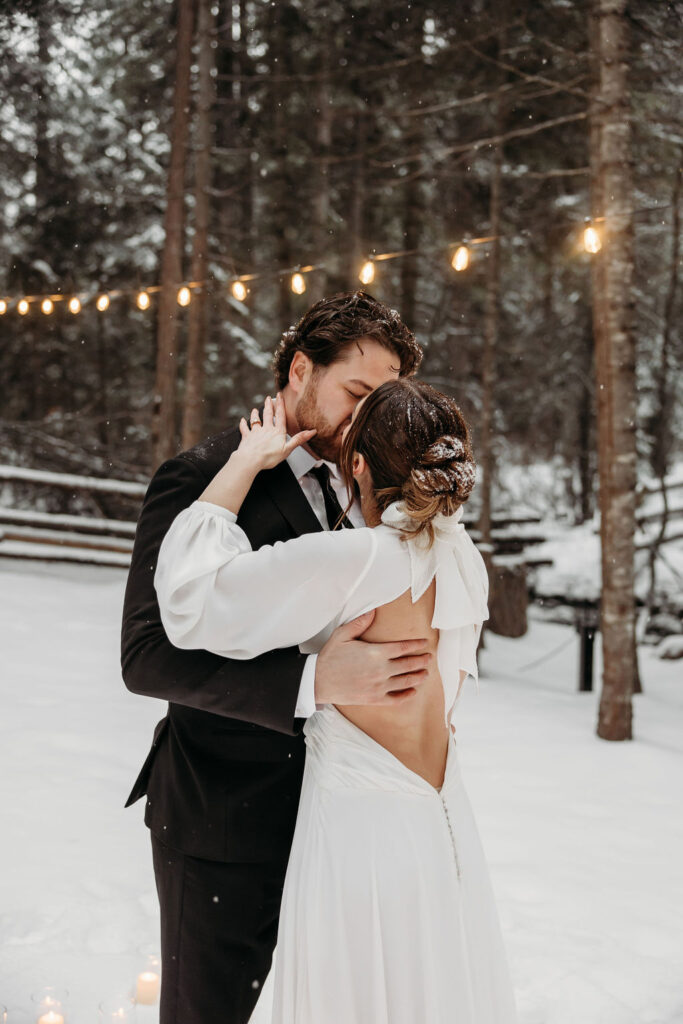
left=295, top=377, right=345, bottom=464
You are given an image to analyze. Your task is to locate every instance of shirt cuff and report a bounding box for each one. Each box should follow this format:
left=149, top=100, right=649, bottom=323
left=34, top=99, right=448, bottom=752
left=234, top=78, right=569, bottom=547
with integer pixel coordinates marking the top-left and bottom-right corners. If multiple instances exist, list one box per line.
left=294, top=654, right=319, bottom=719
left=191, top=499, right=238, bottom=522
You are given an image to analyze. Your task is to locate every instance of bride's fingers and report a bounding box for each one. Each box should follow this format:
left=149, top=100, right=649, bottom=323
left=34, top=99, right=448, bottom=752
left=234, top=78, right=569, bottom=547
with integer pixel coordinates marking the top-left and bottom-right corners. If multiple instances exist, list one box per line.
left=274, top=391, right=285, bottom=433
left=239, top=417, right=249, bottom=438
left=262, top=395, right=274, bottom=428
left=285, top=429, right=317, bottom=455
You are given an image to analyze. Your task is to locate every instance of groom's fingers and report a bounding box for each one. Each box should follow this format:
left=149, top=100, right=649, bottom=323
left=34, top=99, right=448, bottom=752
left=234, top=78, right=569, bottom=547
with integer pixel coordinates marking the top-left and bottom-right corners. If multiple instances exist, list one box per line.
left=367, top=640, right=432, bottom=700
left=386, top=652, right=432, bottom=678
left=382, top=638, right=430, bottom=661
left=334, top=608, right=375, bottom=640
left=315, top=614, right=435, bottom=706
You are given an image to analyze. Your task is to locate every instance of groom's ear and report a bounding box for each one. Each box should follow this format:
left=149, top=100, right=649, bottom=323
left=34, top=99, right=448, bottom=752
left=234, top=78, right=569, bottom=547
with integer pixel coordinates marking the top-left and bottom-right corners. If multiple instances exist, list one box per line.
left=289, top=351, right=311, bottom=394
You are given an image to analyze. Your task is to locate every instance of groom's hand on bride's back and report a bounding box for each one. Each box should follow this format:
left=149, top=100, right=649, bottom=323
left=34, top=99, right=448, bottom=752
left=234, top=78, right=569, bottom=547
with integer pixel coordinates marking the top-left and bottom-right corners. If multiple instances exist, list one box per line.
left=314, top=610, right=432, bottom=706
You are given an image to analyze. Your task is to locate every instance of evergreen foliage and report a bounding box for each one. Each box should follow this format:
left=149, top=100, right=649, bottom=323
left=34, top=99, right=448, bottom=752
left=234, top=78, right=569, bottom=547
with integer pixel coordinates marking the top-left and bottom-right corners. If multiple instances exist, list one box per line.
left=0, top=0, right=680, bottom=511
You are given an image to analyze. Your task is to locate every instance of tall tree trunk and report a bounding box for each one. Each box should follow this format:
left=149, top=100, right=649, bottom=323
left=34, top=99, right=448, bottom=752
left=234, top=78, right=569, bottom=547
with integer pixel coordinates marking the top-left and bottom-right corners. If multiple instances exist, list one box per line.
left=308, top=61, right=332, bottom=306
left=650, top=161, right=681, bottom=483
left=237, top=0, right=255, bottom=254
left=271, top=5, right=294, bottom=331
left=182, top=0, right=216, bottom=449
left=399, top=13, right=425, bottom=328
left=95, top=306, right=110, bottom=450
left=151, top=0, right=196, bottom=469
left=35, top=10, right=51, bottom=228
left=591, top=0, right=637, bottom=741
left=29, top=7, right=53, bottom=421
left=213, top=0, right=235, bottom=278
left=645, top=161, right=681, bottom=612
left=347, top=113, right=368, bottom=291
left=577, top=322, right=595, bottom=524
left=478, top=88, right=504, bottom=597
left=400, top=163, right=421, bottom=329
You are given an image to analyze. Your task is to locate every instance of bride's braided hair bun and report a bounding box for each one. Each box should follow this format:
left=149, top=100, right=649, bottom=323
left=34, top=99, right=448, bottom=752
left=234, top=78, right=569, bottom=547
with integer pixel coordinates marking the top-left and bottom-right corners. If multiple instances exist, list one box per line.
left=339, top=378, right=477, bottom=546
left=404, top=434, right=476, bottom=520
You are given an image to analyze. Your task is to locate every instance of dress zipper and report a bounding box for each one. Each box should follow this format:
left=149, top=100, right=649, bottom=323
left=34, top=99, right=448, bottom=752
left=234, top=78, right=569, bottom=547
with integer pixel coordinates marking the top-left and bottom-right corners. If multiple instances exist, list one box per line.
left=440, top=792, right=462, bottom=880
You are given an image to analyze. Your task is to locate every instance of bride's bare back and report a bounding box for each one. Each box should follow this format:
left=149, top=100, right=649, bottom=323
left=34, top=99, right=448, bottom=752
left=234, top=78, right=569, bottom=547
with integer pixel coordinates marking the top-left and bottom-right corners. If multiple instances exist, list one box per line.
left=335, top=579, right=457, bottom=789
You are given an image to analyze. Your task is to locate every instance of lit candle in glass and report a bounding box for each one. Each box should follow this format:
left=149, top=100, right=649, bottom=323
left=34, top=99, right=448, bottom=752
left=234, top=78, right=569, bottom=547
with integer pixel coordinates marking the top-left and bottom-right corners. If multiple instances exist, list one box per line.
left=31, top=987, right=68, bottom=1024
left=135, top=950, right=161, bottom=1005
left=98, top=996, right=136, bottom=1021
left=134, top=972, right=160, bottom=1005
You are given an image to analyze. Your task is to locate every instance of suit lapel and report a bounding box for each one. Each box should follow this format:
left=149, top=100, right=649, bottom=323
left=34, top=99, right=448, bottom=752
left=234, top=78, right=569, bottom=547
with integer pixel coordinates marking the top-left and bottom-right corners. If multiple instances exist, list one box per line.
left=261, top=459, right=323, bottom=537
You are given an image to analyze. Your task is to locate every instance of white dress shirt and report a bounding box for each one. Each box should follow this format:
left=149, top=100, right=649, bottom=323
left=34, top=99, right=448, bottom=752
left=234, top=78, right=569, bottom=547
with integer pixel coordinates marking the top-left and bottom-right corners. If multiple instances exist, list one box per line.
left=286, top=445, right=366, bottom=531
left=285, top=444, right=365, bottom=717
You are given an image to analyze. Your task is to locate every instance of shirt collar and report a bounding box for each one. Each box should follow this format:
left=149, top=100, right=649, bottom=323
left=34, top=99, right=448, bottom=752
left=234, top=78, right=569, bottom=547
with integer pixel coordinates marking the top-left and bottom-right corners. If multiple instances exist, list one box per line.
left=286, top=441, right=339, bottom=484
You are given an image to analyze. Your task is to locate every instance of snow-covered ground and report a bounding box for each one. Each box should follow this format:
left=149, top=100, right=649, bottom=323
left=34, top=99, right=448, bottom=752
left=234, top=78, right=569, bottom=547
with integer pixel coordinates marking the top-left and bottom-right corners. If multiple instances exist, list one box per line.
left=1, top=556, right=682, bottom=1023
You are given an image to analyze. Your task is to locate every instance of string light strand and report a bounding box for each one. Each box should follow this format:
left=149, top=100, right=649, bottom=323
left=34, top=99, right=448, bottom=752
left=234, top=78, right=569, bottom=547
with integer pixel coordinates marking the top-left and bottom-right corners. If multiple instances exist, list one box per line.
left=0, top=218, right=609, bottom=315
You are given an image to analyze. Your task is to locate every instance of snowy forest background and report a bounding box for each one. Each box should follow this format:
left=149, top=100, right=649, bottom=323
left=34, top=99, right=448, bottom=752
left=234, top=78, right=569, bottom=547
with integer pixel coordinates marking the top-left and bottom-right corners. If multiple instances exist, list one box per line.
left=0, top=0, right=680, bottom=505
left=1, top=1, right=683, bottom=1021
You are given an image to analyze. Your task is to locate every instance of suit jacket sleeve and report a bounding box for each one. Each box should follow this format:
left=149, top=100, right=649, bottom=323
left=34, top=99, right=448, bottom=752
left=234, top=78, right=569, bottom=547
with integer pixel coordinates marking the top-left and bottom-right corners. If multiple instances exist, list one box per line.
left=120, top=452, right=308, bottom=735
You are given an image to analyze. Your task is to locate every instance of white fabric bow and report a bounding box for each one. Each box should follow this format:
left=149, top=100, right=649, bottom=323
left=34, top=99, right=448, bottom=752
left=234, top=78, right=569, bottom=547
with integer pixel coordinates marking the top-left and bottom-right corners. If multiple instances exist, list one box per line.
left=380, top=500, right=489, bottom=630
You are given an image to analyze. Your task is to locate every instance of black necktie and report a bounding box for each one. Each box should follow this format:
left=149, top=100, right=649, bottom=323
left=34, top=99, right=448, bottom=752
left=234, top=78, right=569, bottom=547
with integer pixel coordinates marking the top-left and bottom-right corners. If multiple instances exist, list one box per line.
left=308, top=464, right=354, bottom=530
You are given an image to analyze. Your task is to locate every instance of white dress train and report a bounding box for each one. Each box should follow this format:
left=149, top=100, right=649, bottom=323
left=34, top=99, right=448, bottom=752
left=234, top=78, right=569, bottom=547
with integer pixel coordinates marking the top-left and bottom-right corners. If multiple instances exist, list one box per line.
left=265, top=704, right=517, bottom=1024
left=154, top=498, right=518, bottom=1024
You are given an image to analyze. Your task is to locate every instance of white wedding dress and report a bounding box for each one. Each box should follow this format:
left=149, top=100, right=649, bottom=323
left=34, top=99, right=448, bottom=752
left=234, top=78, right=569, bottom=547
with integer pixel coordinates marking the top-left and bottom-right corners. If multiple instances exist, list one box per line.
left=154, top=498, right=518, bottom=1024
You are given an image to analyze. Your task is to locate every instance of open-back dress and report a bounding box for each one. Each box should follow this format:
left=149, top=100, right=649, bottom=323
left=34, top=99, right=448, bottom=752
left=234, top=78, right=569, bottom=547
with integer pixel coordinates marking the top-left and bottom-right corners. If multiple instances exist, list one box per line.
left=154, top=498, right=518, bottom=1024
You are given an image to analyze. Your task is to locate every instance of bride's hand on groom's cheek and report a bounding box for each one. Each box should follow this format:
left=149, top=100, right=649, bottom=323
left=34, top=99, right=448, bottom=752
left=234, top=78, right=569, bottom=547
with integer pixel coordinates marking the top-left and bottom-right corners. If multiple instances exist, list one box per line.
left=236, top=393, right=316, bottom=471
left=200, top=395, right=316, bottom=511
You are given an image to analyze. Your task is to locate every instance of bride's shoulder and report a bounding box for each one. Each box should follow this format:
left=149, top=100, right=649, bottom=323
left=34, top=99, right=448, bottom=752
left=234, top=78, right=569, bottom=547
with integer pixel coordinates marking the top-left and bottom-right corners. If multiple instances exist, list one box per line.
left=374, top=519, right=421, bottom=550
left=370, top=522, right=414, bottom=564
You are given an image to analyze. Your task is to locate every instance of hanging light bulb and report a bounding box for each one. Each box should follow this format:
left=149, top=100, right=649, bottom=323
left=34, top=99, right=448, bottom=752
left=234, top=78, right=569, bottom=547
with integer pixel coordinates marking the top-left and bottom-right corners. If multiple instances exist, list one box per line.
left=359, top=259, right=375, bottom=285
left=68, top=296, right=81, bottom=314
left=41, top=298, right=54, bottom=315
left=18, top=299, right=29, bottom=316
left=231, top=280, right=248, bottom=301
left=177, top=285, right=191, bottom=307
left=0, top=300, right=7, bottom=315
left=291, top=272, right=306, bottom=295
left=451, top=245, right=470, bottom=272
left=96, top=293, right=110, bottom=312
left=583, top=221, right=602, bottom=254
left=137, top=290, right=150, bottom=310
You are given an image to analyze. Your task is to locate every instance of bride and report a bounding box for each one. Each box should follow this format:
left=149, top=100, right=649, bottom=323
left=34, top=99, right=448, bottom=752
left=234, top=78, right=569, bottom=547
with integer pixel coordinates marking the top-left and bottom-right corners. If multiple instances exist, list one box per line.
left=154, top=379, right=518, bottom=1024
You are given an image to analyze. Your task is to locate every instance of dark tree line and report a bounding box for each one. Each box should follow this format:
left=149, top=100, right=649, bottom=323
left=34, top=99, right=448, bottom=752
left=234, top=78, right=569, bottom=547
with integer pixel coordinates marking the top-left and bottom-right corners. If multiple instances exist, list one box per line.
left=1, top=0, right=680, bottom=492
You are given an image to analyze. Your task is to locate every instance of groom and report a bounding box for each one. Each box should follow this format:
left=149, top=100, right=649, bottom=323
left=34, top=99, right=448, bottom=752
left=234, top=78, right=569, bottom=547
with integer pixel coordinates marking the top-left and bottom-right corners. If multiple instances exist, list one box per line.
left=121, top=291, right=427, bottom=1024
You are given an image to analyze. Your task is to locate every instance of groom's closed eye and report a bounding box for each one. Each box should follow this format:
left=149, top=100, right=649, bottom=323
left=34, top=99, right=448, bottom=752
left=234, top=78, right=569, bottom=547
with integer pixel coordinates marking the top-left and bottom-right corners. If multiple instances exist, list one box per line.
left=345, top=379, right=373, bottom=401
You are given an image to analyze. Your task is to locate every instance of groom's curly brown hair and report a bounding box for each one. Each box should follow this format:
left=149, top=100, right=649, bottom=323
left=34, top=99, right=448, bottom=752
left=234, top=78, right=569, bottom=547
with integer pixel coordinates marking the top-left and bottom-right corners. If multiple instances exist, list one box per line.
left=272, top=291, right=423, bottom=390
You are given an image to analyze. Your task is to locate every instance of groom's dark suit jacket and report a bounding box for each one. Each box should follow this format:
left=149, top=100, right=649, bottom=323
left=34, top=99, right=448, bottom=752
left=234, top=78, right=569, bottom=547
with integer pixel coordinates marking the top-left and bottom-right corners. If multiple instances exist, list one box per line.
left=121, top=425, right=324, bottom=862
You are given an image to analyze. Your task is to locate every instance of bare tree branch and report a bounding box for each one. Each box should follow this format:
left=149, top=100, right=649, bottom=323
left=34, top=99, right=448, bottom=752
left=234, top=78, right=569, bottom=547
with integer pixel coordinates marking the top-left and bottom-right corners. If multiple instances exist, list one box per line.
left=369, top=110, right=588, bottom=170
left=465, top=41, right=596, bottom=104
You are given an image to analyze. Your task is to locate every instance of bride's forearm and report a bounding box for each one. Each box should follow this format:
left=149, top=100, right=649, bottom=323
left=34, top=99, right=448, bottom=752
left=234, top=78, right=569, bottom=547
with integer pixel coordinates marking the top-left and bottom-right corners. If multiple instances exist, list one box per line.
left=198, top=450, right=256, bottom=515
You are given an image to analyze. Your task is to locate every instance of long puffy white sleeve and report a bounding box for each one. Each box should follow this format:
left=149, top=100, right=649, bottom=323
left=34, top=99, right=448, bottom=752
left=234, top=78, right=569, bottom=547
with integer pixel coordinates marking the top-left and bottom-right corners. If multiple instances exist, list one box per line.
left=154, top=497, right=489, bottom=722
left=154, top=499, right=409, bottom=659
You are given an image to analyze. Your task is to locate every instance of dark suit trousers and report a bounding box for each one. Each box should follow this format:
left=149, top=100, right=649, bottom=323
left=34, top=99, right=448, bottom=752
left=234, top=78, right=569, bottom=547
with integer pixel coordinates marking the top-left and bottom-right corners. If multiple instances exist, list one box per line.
left=151, top=833, right=288, bottom=1024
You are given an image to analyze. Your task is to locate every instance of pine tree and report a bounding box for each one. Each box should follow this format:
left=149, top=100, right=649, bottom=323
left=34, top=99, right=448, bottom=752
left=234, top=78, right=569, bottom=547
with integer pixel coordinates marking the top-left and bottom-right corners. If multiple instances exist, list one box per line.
left=590, top=0, right=637, bottom=741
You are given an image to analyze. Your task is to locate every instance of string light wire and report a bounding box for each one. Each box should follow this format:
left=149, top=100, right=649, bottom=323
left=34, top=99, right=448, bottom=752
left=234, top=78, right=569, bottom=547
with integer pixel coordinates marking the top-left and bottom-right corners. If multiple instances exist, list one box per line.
left=1, top=210, right=661, bottom=315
